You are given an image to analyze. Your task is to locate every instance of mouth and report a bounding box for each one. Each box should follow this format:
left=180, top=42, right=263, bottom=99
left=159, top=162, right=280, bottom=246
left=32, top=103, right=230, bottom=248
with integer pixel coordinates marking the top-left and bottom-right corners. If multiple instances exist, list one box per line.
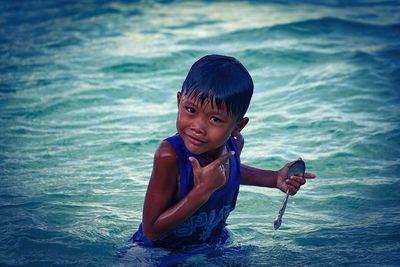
left=186, top=134, right=206, bottom=146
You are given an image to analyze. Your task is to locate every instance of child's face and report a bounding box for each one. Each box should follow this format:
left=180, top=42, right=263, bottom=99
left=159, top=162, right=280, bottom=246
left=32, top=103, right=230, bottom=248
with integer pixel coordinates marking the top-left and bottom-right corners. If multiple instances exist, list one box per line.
left=176, top=92, right=238, bottom=156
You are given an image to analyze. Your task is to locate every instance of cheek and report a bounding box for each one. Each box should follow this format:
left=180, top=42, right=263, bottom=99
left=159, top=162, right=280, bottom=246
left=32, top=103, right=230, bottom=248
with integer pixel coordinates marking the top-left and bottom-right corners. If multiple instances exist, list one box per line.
left=209, top=126, right=232, bottom=143
left=176, top=112, right=182, bottom=130
left=176, top=117, right=180, bottom=131
left=176, top=110, right=188, bottom=130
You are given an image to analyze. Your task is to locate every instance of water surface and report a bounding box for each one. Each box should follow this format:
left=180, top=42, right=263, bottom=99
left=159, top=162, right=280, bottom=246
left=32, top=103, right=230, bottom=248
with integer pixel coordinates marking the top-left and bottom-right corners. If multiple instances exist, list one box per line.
left=1, top=0, right=399, bottom=266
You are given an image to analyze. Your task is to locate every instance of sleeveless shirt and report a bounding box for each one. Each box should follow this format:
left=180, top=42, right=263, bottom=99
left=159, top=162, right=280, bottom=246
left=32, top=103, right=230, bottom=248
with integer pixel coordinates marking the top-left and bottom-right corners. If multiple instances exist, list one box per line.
left=130, top=134, right=240, bottom=249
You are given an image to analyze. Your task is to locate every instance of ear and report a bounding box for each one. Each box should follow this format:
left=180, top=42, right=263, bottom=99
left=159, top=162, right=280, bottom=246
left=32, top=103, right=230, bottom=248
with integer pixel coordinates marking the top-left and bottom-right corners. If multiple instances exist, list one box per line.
left=232, top=117, right=249, bottom=137
left=177, top=92, right=182, bottom=107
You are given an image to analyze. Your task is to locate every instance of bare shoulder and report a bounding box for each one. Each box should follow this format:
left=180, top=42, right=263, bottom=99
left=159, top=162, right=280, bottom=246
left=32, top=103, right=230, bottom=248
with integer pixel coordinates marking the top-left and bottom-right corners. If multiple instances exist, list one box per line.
left=155, top=140, right=178, bottom=161
left=152, top=140, right=179, bottom=179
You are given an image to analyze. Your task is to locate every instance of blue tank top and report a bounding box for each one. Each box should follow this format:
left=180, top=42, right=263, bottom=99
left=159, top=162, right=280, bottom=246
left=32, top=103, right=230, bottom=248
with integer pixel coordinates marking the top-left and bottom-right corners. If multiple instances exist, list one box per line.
left=130, top=134, right=241, bottom=249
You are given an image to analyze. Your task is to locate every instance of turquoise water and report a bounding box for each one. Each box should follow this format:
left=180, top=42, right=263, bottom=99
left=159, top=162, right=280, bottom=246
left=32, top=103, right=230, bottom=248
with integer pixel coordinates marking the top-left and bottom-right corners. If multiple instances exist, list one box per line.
left=1, top=0, right=400, bottom=265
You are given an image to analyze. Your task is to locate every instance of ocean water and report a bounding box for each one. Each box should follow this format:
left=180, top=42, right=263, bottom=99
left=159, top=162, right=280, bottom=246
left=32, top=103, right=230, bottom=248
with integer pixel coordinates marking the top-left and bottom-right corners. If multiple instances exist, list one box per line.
left=1, top=0, right=399, bottom=266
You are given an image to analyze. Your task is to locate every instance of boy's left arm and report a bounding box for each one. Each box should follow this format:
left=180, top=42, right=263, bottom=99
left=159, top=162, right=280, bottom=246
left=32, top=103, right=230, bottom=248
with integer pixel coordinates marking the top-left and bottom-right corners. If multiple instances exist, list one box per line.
left=235, top=133, right=316, bottom=195
left=240, top=162, right=316, bottom=195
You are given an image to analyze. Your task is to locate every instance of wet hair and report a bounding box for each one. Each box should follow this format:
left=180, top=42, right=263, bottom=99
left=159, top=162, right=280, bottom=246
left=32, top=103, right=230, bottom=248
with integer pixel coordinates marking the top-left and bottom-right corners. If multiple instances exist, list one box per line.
left=181, top=54, right=254, bottom=121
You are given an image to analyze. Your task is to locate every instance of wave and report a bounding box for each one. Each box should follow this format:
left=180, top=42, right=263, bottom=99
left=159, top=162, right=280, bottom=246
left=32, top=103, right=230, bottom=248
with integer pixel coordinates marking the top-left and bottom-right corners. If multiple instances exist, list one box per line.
left=180, top=16, right=400, bottom=47
left=268, top=17, right=400, bottom=37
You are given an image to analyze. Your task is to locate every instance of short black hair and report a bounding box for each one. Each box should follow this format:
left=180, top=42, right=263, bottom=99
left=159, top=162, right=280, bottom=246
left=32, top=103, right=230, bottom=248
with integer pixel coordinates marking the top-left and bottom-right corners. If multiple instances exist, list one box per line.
left=181, top=54, right=254, bottom=121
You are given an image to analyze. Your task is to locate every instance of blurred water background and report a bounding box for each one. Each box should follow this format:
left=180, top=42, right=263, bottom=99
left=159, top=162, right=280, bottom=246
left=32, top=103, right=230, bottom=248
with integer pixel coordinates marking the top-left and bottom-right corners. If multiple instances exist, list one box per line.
left=1, top=0, right=399, bottom=266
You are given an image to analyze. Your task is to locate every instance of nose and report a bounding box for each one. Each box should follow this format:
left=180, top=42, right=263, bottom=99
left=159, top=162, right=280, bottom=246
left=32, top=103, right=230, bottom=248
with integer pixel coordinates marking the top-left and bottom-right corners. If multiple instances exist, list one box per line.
left=190, top=117, right=206, bottom=135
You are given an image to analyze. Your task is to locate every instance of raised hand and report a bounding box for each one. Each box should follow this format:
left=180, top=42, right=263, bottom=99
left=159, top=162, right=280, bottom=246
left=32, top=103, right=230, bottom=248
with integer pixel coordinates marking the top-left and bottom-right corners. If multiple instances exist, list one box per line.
left=276, top=158, right=316, bottom=195
left=189, top=151, right=235, bottom=194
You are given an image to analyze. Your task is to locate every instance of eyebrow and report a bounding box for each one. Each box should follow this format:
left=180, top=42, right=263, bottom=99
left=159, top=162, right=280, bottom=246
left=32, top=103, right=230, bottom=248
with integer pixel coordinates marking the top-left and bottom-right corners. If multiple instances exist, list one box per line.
left=184, top=97, right=231, bottom=120
left=185, top=93, right=227, bottom=112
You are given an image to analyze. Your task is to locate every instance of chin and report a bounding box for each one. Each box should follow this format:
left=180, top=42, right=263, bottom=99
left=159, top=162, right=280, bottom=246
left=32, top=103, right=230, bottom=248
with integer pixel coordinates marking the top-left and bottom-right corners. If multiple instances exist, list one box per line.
left=184, top=141, right=205, bottom=155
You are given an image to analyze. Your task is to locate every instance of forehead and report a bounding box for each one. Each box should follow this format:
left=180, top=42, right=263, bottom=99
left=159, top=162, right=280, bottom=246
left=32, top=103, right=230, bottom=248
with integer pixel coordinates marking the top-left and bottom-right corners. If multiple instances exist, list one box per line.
left=182, top=93, right=229, bottom=115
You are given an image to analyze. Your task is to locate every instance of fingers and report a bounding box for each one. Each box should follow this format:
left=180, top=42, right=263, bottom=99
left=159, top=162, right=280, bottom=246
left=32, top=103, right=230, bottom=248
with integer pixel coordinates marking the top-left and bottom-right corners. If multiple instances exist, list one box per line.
left=286, top=172, right=316, bottom=194
left=289, top=172, right=316, bottom=180
left=288, top=175, right=304, bottom=186
left=288, top=185, right=298, bottom=196
left=189, top=156, right=201, bottom=178
left=210, top=151, right=235, bottom=168
left=304, top=172, right=317, bottom=179
left=286, top=174, right=305, bottom=194
left=286, top=180, right=301, bottom=195
left=189, top=150, right=235, bottom=173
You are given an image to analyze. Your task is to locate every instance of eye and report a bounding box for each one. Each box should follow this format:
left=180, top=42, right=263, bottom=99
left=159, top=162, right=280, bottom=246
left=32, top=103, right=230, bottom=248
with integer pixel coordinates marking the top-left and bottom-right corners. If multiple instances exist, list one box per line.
left=210, top=116, right=222, bottom=123
left=185, top=106, right=196, bottom=113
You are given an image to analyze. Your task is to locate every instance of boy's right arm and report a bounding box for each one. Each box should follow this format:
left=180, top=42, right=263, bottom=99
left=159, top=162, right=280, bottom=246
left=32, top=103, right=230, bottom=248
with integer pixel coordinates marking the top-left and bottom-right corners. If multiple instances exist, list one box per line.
left=142, top=141, right=219, bottom=240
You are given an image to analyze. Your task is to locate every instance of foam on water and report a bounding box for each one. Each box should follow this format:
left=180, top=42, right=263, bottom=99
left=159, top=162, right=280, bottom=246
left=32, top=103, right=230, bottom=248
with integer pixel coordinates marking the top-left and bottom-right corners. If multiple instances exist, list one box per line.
left=1, top=0, right=399, bottom=265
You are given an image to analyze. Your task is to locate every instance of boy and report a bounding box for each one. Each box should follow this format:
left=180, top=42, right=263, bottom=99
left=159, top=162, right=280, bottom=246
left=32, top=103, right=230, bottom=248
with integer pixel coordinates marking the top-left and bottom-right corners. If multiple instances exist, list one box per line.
left=130, top=54, right=316, bottom=249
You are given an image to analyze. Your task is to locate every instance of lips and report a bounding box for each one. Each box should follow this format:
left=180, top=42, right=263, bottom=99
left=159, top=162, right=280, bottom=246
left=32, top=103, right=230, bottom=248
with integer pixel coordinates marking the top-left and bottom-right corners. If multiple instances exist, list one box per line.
left=186, top=134, right=206, bottom=146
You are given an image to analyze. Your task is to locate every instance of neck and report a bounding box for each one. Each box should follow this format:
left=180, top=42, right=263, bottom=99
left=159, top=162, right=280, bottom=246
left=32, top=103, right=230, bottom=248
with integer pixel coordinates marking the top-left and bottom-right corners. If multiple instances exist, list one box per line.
left=197, top=145, right=226, bottom=167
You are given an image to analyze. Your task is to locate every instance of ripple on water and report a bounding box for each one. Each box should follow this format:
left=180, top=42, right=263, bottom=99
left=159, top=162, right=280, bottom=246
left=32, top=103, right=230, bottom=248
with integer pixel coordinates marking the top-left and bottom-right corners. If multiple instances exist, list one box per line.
left=1, top=0, right=400, bottom=266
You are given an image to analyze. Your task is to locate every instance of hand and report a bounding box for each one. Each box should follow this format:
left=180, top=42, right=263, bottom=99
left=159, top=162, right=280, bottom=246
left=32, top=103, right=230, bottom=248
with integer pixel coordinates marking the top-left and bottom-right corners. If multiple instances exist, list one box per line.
left=189, top=151, right=235, bottom=194
left=276, top=158, right=316, bottom=195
